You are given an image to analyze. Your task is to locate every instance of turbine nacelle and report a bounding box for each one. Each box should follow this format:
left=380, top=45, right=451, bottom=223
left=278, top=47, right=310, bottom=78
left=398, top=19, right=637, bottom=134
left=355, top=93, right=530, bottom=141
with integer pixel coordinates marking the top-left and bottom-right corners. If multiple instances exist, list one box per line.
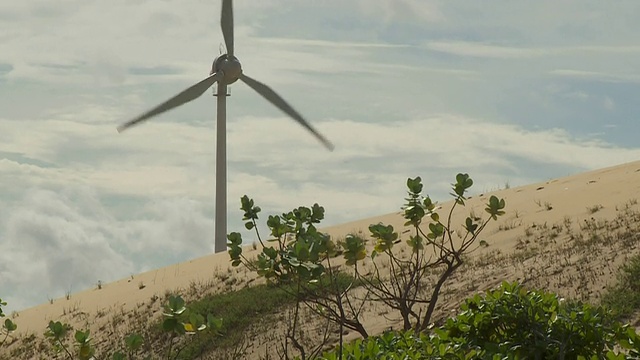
left=211, top=54, right=242, bottom=84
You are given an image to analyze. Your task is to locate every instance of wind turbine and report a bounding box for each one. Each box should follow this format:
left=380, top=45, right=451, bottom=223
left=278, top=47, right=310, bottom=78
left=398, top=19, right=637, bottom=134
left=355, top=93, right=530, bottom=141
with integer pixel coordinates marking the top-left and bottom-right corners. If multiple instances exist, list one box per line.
left=117, top=0, right=334, bottom=253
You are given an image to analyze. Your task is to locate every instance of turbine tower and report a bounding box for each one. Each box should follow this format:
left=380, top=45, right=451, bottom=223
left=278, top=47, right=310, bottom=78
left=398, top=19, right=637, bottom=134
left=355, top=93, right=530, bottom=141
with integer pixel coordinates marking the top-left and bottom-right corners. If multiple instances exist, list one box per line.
left=117, top=0, right=334, bottom=253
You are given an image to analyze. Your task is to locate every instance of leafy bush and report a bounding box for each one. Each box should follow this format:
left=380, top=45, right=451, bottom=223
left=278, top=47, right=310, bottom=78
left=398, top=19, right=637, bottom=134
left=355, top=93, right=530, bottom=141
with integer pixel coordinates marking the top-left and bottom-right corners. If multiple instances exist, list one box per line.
left=318, top=330, right=473, bottom=360
left=319, top=282, right=640, bottom=359
left=442, top=281, right=640, bottom=358
left=348, top=174, right=505, bottom=332
left=228, top=195, right=363, bottom=358
left=228, top=173, right=506, bottom=358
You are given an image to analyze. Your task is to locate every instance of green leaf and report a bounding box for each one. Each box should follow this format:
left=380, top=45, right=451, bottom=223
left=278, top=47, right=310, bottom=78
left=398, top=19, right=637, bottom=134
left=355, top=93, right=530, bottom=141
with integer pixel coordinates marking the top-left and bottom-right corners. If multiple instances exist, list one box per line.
left=606, top=352, right=625, bottom=360
left=369, top=223, right=398, bottom=252
left=3, top=318, right=17, bottom=332
left=78, top=342, right=95, bottom=360
left=240, top=195, right=261, bottom=221
left=485, top=195, right=507, bottom=220
left=207, top=314, right=223, bottom=334
left=465, top=217, right=478, bottom=234
left=428, top=222, right=444, bottom=238
left=407, top=235, right=424, bottom=252
left=162, top=318, right=178, bottom=332
left=166, top=295, right=186, bottom=315
left=342, top=234, right=367, bottom=266
left=263, top=246, right=278, bottom=259
left=46, top=321, right=69, bottom=340
left=311, top=203, right=326, bottom=223
left=74, top=329, right=90, bottom=344
left=452, top=173, right=473, bottom=199
left=125, top=333, right=144, bottom=350
left=424, top=196, right=436, bottom=211
left=226, top=232, right=243, bottom=247
left=407, top=177, right=423, bottom=194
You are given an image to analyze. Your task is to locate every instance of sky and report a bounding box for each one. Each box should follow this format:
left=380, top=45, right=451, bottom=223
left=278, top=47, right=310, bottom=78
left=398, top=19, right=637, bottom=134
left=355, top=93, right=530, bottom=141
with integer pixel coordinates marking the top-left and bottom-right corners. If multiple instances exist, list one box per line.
left=1, top=0, right=640, bottom=312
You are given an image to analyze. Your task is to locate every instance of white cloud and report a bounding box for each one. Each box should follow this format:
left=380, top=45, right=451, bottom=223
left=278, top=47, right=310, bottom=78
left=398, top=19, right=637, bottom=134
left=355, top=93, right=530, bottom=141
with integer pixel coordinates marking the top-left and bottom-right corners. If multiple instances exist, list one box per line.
left=550, top=69, right=640, bottom=83
left=356, top=0, right=444, bottom=23
left=562, top=91, right=590, bottom=101
left=603, top=97, right=615, bottom=111
left=0, top=187, right=133, bottom=309
left=4, top=112, right=639, bottom=223
left=426, top=41, right=548, bottom=59
left=0, top=187, right=215, bottom=311
left=425, top=42, right=640, bottom=60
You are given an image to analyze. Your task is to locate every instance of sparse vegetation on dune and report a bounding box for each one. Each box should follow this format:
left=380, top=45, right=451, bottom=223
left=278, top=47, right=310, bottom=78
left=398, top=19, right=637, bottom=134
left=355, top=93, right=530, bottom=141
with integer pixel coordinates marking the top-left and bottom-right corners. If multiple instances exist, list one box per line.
left=227, top=173, right=506, bottom=357
left=602, top=255, right=640, bottom=322
left=3, top=171, right=640, bottom=359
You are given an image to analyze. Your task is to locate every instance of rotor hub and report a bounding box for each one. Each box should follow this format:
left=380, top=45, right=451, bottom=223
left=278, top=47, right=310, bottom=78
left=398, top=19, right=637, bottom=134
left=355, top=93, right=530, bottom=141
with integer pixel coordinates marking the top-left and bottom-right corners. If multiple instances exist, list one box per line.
left=211, top=54, right=242, bottom=84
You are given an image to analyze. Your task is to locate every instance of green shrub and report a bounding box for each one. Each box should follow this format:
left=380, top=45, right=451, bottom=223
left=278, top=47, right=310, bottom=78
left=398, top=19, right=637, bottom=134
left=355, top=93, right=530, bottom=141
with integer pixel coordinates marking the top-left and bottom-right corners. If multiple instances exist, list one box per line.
left=319, top=330, right=474, bottom=360
left=442, top=281, right=640, bottom=358
left=319, top=282, right=640, bottom=359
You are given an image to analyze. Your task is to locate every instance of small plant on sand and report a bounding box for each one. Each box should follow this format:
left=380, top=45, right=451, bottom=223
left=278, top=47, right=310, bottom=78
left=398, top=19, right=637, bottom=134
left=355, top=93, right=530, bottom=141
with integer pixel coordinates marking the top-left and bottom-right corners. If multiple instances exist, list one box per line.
left=44, top=321, right=79, bottom=359
left=0, top=295, right=221, bottom=360
left=112, top=334, right=145, bottom=360
left=152, top=294, right=223, bottom=359
left=588, top=204, right=604, bottom=214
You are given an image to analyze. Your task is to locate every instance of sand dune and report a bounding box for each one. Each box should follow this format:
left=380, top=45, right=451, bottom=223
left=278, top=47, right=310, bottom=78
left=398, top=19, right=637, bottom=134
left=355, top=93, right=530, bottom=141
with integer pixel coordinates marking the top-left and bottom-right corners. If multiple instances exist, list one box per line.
left=4, top=159, right=640, bottom=357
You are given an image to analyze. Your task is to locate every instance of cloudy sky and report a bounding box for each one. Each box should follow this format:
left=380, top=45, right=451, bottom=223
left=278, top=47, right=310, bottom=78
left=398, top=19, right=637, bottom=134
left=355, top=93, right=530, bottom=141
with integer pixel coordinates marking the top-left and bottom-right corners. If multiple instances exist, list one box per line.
left=1, top=0, right=640, bottom=311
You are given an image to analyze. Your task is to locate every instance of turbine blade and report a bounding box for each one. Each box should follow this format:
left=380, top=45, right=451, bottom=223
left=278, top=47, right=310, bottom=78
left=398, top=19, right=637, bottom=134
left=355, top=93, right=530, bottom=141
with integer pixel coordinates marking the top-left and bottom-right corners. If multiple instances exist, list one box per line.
left=221, top=0, right=234, bottom=56
left=117, top=72, right=222, bottom=132
left=240, top=74, right=334, bottom=151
